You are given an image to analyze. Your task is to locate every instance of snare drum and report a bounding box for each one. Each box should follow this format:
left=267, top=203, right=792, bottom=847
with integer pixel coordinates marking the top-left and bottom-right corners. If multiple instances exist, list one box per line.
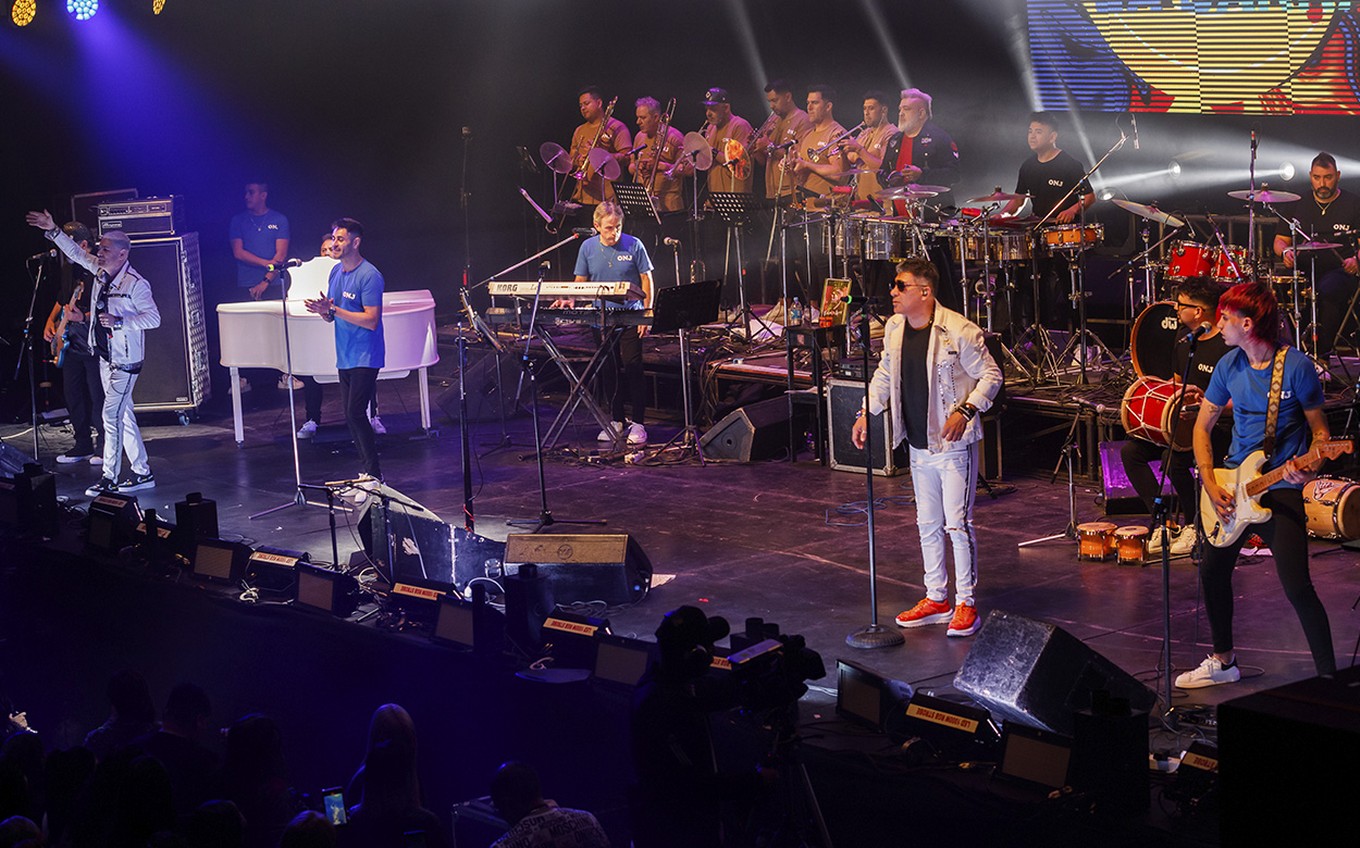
left=1211, top=244, right=1250, bottom=283
left=1164, top=240, right=1213, bottom=281
left=1121, top=376, right=1195, bottom=450
left=1303, top=477, right=1360, bottom=540
left=1040, top=224, right=1104, bottom=252
left=1077, top=521, right=1118, bottom=561
left=1114, top=526, right=1149, bottom=564
left=1129, top=302, right=1181, bottom=379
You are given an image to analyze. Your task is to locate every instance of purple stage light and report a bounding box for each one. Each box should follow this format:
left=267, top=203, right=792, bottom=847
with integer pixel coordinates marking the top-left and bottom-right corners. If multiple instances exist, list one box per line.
left=67, top=0, right=98, bottom=21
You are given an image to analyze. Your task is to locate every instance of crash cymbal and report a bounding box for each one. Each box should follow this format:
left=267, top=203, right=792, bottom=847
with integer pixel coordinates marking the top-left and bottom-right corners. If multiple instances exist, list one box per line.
left=587, top=147, right=621, bottom=182
left=1227, top=188, right=1302, bottom=203
left=1295, top=240, right=1344, bottom=251
left=873, top=184, right=939, bottom=201
left=539, top=142, right=572, bottom=175
left=1111, top=199, right=1186, bottom=228
left=829, top=167, right=882, bottom=177
left=682, top=131, right=714, bottom=172
left=966, top=189, right=1028, bottom=204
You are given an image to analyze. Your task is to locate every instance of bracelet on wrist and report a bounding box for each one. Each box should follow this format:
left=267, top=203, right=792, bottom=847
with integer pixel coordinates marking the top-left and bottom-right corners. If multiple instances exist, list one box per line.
left=954, top=404, right=977, bottom=421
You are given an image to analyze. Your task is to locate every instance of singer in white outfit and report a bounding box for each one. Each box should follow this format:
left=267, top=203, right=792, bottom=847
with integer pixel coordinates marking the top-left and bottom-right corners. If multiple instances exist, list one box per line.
left=853, top=258, right=1002, bottom=637
left=27, top=209, right=160, bottom=496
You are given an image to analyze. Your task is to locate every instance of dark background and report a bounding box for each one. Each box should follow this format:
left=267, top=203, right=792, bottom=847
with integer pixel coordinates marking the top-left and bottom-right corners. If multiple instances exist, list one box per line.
left=3, top=0, right=1359, bottom=332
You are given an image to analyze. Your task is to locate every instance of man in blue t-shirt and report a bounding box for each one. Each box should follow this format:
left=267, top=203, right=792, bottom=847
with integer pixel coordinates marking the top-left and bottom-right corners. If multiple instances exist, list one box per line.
left=565, top=201, right=654, bottom=446
left=228, top=182, right=290, bottom=300
left=305, top=217, right=384, bottom=493
left=1178, top=281, right=1335, bottom=690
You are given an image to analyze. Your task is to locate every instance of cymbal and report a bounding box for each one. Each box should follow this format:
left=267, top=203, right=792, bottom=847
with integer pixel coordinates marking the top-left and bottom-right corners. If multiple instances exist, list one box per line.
left=682, top=131, right=714, bottom=172
left=539, top=142, right=572, bottom=175
left=830, top=167, right=881, bottom=177
left=1227, top=188, right=1302, bottom=203
left=1295, top=240, right=1344, bottom=251
left=966, top=189, right=1028, bottom=204
left=1111, top=199, right=1186, bottom=228
left=587, top=147, right=621, bottom=182
left=874, top=184, right=939, bottom=201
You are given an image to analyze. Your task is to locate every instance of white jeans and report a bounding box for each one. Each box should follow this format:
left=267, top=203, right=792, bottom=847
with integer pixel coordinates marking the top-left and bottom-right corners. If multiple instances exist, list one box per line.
left=909, top=441, right=979, bottom=606
left=99, top=360, right=150, bottom=479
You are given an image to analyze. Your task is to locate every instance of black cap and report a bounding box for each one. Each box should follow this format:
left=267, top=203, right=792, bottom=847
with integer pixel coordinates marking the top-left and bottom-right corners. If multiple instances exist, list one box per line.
left=702, top=87, right=730, bottom=106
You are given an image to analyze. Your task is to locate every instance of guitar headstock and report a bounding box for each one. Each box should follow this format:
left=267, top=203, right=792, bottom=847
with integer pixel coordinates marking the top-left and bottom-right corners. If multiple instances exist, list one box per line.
left=1319, top=438, right=1354, bottom=460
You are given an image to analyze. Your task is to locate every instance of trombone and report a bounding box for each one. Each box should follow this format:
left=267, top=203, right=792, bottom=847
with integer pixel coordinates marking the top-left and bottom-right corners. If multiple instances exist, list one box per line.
left=805, top=121, right=865, bottom=163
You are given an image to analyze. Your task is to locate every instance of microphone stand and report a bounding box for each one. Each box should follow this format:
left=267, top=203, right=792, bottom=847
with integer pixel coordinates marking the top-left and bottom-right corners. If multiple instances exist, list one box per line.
left=15, top=259, right=48, bottom=460
left=1017, top=398, right=1095, bottom=547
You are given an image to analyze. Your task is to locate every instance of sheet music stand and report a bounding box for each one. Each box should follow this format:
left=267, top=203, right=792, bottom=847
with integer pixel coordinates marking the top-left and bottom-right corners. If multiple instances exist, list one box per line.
left=648, top=279, right=723, bottom=463
left=709, top=191, right=768, bottom=340
left=610, top=182, right=662, bottom=227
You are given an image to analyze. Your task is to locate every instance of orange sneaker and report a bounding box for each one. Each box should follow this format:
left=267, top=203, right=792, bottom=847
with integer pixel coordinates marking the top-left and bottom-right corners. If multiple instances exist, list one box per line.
left=947, top=602, right=980, bottom=637
left=895, top=597, right=952, bottom=628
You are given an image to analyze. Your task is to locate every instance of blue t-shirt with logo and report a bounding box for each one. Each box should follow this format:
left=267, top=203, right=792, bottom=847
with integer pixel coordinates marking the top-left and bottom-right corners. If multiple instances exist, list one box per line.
left=229, top=209, right=290, bottom=288
left=327, top=260, right=385, bottom=370
left=1204, top=346, right=1323, bottom=488
left=573, top=233, right=653, bottom=308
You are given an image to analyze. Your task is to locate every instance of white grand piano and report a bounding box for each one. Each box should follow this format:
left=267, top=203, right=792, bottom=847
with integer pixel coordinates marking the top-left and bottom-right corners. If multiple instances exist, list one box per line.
left=217, top=287, right=439, bottom=445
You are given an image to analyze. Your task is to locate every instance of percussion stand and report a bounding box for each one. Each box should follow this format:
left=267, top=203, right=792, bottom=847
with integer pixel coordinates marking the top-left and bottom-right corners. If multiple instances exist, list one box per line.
left=1052, top=244, right=1121, bottom=386
left=1263, top=205, right=1308, bottom=349
left=712, top=191, right=772, bottom=341
left=1017, top=405, right=1084, bottom=547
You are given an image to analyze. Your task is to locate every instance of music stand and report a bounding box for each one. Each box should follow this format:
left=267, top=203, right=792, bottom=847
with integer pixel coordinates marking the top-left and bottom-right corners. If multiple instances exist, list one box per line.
left=610, top=182, right=662, bottom=229
left=709, top=191, right=769, bottom=340
left=648, top=279, right=723, bottom=464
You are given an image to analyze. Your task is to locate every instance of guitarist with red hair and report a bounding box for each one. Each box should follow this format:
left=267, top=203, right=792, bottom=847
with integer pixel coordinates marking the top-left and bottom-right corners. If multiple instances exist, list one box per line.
left=1180, top=281, right=1337, bottom=688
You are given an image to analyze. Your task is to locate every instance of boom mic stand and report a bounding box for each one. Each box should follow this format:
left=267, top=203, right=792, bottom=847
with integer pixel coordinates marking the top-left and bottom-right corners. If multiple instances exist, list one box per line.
left=16, top=257, right=48, bottom=460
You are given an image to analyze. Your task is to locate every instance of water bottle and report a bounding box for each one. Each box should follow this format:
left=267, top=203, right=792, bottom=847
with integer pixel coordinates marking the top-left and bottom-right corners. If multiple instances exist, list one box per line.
left=789, top=298, right=803, bottom=327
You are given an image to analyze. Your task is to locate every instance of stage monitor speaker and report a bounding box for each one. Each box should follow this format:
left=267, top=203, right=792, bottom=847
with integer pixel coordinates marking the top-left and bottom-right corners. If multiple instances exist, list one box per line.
left=700, top=396, right=803, bottom=462
left=435, top=347, right=521, bottom=424
left=0, top=444, right=36, bottom=478
left=86, top=492, right=141, bottom=554
left=504, top=533, right=652, bottom=606
left=128, top=233, right=211, bottom=414
left=0, top=464, right=58, bottom=538
left=954, top=609, right=1156, bottom=736
left=826, top=379, right=906, bottom=476
left=355, top=484, right=454, bottom=590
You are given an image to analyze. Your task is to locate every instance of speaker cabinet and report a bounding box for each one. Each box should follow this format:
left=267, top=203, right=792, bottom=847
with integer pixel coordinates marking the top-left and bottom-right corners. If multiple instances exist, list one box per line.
left=504, top=533, right=652, bottom=606
left=700, top=396, right=803, bottom=462
left=826, top=378, right=906, bottom=476
left=436, top=347, right=522, bottom=424
left=128, top=233, right=210, bottom=413
left=355, top=483, right=454, bottom=589
left=954, top=610, right=1156, bottom=736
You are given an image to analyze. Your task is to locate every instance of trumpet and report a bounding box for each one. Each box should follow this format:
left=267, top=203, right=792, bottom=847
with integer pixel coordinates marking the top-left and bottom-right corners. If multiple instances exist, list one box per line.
left=749, top=110, right=780, bottom=152
left=805, top=121, right=865, bottom=163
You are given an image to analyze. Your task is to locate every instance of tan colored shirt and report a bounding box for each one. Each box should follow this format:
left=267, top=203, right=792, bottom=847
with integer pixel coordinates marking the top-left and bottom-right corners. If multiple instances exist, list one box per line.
left=759, top=108, right=813, bottom=199
left=796, top=119, right=848, bottom=198
left=633, top=125, right=687, bottom=213
left=852, top=122, right=901, bottom=201
left=704, top=115, right=755, bottom=195
left=570, top=116, right=632, bottom=205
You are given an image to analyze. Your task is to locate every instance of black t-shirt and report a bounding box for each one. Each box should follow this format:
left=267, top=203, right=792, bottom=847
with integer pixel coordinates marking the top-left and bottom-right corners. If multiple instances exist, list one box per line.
left=1174, top=332, right=1231, bottom=390
left=1016, top=150, right=1092, bottom=222
left=899, top=319, right=932, bottom=450
left=55, top=261, right=96, bottom=357
left=1274, top=189, right=1360, bottom=276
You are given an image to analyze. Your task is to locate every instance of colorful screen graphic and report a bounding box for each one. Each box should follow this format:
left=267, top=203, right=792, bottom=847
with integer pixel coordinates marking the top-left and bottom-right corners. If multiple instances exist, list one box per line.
left=1029, top=1, right=1360, bottom=114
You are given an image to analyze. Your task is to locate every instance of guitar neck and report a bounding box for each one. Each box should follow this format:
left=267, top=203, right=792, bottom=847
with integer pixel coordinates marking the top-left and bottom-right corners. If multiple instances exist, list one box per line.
left=1243, top=445, right=1325, bottom=497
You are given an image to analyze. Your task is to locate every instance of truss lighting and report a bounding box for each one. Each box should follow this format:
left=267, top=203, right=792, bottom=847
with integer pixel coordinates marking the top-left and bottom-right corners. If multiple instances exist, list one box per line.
left=66, top=0, right=97, bottom=21
left=11, top=0, right=35, bottom=25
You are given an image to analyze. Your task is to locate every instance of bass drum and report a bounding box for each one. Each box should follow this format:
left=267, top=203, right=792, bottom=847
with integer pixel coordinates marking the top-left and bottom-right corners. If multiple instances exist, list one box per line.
left=1130, top=301, right=1181, bottom=379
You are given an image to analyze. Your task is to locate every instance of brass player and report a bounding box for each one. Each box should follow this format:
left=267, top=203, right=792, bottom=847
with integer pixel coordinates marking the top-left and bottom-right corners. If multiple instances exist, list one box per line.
left=569, top=86, right=632, bottom=207
left=842, top=90, right=900, bottom=203
left=697, top=87, right=754, bottom=195
left=629, top=97, right=685, bottom=215
left=789, top=84, right=849, bottom=201
left=751, top=79, right=812, bottom=204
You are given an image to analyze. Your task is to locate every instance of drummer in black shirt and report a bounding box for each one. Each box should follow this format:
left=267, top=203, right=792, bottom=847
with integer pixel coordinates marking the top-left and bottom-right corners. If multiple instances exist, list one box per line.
left=1004, top=112, right=1096, bottom=332
left=1121, top=277, right=1230, bottom=556
left=41, top=221, right=104, bottom=465
left=1272, top=151, right=1360, bottom=355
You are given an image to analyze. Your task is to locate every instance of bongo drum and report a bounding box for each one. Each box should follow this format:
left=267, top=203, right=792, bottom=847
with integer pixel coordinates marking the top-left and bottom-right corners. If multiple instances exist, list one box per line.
left=1114, top=526, right=1149, bottom=564
left=1077, top=521, right=1118, bottom=561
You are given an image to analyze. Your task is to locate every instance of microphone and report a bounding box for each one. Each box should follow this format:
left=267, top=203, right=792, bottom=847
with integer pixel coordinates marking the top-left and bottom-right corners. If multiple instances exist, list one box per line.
left=774, top=140, right=797, bottom=150
left=1182, top=324, right=1211, bottom=344
left=27, top=249, right=58, bottom=262
left=266, top=258, right=304, bottom=271
left=1251, top=128, right=1258, bottom=151
left=1069, top=396, right=1106, bottom=413
left=663, top=237, right=682, bottom=247
left=625, top=142, right=648, bottom=156
left=841, top=294, right=882, bottom=305
left=1130, top=113, right=1139, bottom=150
left=572, top=227, right=598, bottom=236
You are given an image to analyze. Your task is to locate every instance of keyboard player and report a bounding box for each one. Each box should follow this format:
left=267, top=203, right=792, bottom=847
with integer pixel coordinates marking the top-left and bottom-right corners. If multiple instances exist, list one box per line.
left=554, top=201, right=654, bottom=446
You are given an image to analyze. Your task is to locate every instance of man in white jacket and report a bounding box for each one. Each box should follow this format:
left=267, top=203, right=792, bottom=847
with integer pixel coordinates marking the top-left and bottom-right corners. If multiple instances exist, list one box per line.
left=852, top=258, right=1002, bottom=637
left=27, top=209, right=160, bottom=497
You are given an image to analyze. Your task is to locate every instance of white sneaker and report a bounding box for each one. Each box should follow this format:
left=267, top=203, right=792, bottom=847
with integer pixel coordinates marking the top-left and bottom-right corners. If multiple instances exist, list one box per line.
left=89, top=455, right=103, bottom=466
left=238, top=377, right=252, bottom=394
left=1169, top=524, right=1198, bottom=556
left=350, top=474, right=380, bottom=504
left=597, top=421, right=625, bottom=441
left=1146, top=526, right=1171, bottom=555
left=56, top=453, right=94, bottom=464
left=279, top=375, right=304, bottom=390
left=626, top=422, right=648, bottom=446
left=369, top=415, right=387, bottom=436
left=297, top=420, right=318, bottom=439
left=1174, top=655, right=1241, bottom=689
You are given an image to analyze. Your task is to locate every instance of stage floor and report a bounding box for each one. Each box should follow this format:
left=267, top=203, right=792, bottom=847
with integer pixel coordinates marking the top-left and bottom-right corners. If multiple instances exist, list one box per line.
left=10, top=364, right=1360, bottom=724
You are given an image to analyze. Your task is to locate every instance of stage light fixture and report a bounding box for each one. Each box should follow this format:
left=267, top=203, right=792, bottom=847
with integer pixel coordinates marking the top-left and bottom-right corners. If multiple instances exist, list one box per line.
left=1168, top=159, right=1183, bottom=178
left=152, top=0, right=164, bottom=13
left=12, top=0, right=36, bottom=26
left=1278, top=162, right=1296, bottom=181
left=1098, top=189, right=1114, bottom=201
left=66, top=0, right=97, bottom=20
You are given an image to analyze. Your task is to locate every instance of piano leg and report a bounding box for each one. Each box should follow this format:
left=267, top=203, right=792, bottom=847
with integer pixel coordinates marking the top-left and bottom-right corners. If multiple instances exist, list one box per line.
left=230, top=365, right=245, bottom=446
left=419, top=366, right=432, bottom=431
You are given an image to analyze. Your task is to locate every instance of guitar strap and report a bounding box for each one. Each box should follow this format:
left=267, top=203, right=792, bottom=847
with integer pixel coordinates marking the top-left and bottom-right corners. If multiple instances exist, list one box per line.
left=1262, top=345, right=1288, bottom=461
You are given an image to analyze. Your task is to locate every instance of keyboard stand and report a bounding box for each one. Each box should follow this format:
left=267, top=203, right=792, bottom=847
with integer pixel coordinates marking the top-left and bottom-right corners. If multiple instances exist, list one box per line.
left=537, top=321, right=628, bottom=453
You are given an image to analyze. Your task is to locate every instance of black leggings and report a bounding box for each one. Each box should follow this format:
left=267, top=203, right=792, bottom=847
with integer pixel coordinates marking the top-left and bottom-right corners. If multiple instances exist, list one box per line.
left=1199, top=487, right=1335, bottom=675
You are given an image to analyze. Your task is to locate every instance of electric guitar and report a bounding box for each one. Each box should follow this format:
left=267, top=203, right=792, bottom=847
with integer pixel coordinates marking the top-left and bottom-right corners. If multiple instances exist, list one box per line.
left=1200, top=438, right=1354, bottom=548
left=49, top=281, right=84, bottom=368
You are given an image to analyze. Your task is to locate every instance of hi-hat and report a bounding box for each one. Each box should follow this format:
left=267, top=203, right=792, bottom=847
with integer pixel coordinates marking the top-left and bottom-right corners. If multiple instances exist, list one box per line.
left=1295, top=240, right=1343, bottom=251
left=682, top=131, right=714, bottom=171
left=587, top=147, right=621, bottom=182
left=1112, top=199, right=1186, bottom=228
left=1227, top=188, right=1302, bottom=203
left=967, top=189, right=1028, bottom=203
left=539, top=142, right=572, bottom=175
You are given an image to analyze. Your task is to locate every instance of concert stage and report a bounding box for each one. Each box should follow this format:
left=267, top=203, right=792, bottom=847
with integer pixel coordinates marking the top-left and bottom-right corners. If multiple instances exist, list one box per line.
left=4, top=338, right=1360, bottom=846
